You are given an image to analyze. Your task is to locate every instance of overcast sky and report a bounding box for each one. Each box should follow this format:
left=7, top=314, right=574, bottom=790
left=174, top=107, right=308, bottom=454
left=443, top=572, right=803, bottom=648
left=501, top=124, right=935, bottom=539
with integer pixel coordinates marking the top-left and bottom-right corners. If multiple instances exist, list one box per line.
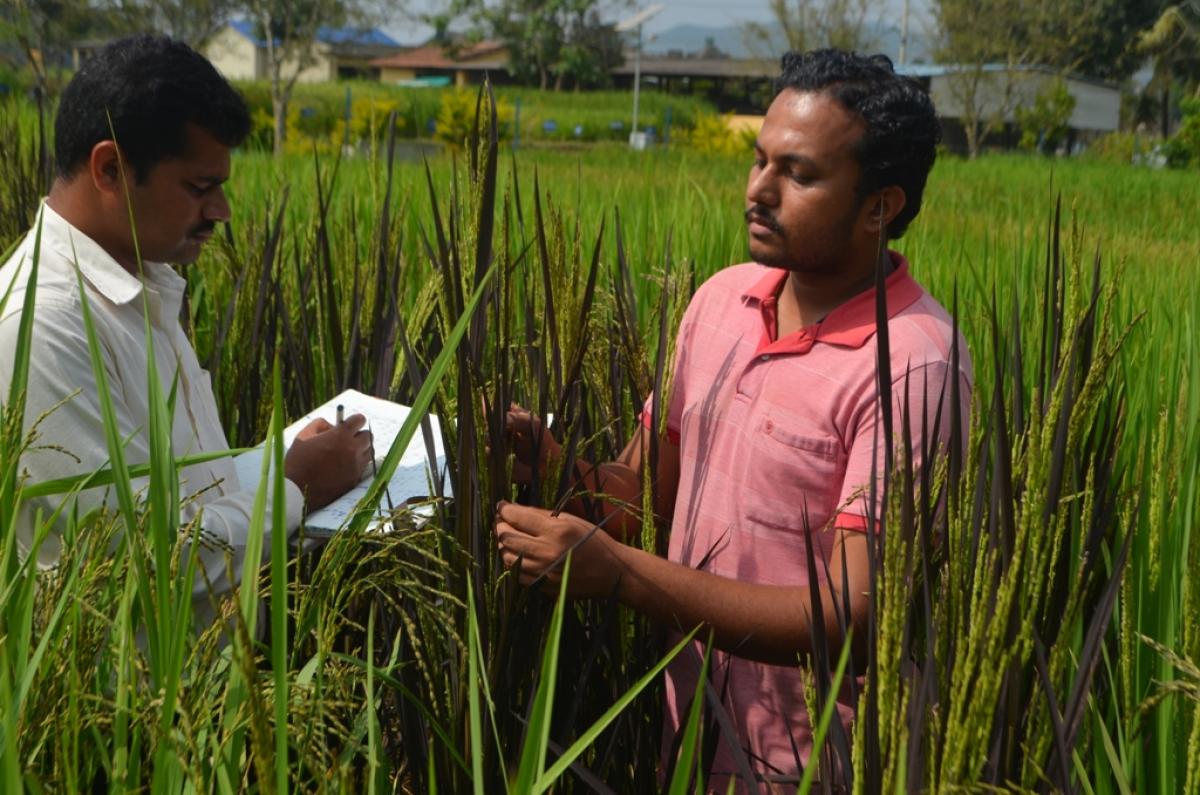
left=383, top=0, right=934, bottom=47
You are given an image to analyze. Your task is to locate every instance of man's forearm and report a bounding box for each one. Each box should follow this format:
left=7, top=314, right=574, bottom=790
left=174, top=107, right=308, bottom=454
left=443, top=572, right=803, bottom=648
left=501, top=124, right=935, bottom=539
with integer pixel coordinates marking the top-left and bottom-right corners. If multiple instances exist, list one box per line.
left=555, top=459, right=647, bottom=540
left=608, top=542, right=863, bottom=666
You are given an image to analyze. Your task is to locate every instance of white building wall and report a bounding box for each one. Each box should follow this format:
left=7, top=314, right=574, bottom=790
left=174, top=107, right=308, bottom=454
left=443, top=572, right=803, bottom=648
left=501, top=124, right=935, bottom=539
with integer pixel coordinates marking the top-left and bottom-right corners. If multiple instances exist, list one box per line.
left=289, top=44, right=335, bottom=83
left=1067, top=79, right=1120, bottom=131
left=203, top=25, right=335, bottom=83
left=204, top=26, right=260, bottom=81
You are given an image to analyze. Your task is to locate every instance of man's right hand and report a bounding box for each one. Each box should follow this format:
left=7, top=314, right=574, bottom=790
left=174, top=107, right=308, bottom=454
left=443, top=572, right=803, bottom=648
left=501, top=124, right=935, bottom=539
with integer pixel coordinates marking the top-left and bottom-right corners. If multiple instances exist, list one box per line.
left=284, top=414, right=374, bottom=511
left=506, top=404, right=561, bottom=484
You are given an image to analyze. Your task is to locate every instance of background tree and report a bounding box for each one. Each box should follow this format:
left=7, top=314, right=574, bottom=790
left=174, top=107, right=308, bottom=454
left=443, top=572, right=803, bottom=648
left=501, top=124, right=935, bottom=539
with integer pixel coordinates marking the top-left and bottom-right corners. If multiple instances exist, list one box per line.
left=931, top=0, right=1035, bottom=158
left=933, top=0, right=1179, bottom=156
left=478, top=0, right=624, bottom=90
left=742, top=0, right=879, bottom=59
left=104, top=0, right=238, bottom=49
left=1138, top=1, right=1200, bottom=136
left=1046, top=0, right=1169, bottom=82
left=1015, top=77, right=1076, bottom=152
left=0, top=0, right=104, bottom=97
left=241, top=0, right=383, bottom=154
left=553, top=5, right=622, bottom=90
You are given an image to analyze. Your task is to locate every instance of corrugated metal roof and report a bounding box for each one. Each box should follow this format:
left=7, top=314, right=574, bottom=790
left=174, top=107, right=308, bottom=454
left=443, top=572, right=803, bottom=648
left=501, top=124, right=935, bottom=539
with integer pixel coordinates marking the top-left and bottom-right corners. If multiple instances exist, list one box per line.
left=895, top=62, right=1118, bottom=89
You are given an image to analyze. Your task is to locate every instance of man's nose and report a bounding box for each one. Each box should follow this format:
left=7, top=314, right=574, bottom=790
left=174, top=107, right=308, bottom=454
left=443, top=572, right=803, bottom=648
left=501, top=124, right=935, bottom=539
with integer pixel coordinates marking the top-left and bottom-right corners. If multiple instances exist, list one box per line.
left=204, top=186, right=231, bottom=223
left=746, top=167, right=777, bottom=207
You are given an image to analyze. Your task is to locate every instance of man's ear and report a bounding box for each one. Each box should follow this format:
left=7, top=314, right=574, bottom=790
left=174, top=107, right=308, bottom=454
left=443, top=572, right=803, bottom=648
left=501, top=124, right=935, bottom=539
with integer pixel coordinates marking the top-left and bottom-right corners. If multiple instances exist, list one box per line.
left=862, top=186, right=907, bottom=237
left=88, top=140, right=127, bottom=195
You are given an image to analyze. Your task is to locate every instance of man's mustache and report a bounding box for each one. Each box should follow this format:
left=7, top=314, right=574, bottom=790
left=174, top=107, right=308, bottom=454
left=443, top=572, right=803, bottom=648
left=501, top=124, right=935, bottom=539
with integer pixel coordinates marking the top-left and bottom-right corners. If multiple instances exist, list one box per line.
left=744, top=206, right=783, bottom=235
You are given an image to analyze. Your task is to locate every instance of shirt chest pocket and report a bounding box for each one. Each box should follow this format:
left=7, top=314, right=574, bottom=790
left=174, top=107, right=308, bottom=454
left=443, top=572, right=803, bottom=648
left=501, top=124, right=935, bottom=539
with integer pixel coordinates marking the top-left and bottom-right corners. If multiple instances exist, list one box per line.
left=738, top=415, right=844, bottom=534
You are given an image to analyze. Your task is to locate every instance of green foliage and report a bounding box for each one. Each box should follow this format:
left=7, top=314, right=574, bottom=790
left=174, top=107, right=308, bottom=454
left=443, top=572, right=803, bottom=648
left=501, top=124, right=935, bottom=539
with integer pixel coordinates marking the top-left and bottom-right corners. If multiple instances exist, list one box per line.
left=0, top=0, right=106, bottom=88
left=683, top=113, right=752, bottom=155
left=479, top=0, right=624, bottom=90
left=1162, top=96, right=1200, bottom=166
left=1016, top=78, right=1077, bottom=153
left=435, top=89, right=514, bottom=147
left=1137, top=2, right=1200, bottom=95
left=231, top=81, right=714, bottom=150
left=1084, top=131, right=1143, bottom=164
left=0, top=63, right=33, bottom=95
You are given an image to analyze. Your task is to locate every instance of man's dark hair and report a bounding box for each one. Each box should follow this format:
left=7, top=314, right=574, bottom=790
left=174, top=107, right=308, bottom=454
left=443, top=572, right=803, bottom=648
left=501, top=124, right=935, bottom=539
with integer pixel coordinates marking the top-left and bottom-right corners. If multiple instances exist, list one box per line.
left=55, top=35, right=250, bottom=182
left=776, top=49, right=941, bottom=239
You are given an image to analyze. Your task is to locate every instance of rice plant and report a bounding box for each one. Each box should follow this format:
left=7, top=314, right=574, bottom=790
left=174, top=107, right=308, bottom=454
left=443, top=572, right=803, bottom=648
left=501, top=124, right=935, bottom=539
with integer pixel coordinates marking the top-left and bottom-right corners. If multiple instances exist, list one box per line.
left=0, top=83, right=1195, bottom=793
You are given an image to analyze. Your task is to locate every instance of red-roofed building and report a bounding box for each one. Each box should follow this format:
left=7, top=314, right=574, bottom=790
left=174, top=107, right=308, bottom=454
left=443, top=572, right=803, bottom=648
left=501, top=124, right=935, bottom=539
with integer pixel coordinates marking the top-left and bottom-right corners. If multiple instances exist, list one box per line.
left=372, top=41, right=510, bottom=88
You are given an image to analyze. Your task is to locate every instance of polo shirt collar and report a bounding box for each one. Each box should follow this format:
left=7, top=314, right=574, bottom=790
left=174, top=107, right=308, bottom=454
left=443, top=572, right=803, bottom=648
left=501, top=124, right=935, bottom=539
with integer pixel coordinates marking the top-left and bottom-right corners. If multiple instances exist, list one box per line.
left=38, top=200, right=147, bottom=307
left=741, top=251, right=923, bottom=351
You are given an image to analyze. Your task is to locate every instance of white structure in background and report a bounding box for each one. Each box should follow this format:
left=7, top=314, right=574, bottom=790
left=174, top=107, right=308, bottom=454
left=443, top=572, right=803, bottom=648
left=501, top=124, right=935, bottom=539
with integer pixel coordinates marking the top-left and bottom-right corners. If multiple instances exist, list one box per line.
left=616, top=4, right=664, bottom=150
left=204, top=20, right=401, bottom=83
left=898, top=64, right=1121, bottom=147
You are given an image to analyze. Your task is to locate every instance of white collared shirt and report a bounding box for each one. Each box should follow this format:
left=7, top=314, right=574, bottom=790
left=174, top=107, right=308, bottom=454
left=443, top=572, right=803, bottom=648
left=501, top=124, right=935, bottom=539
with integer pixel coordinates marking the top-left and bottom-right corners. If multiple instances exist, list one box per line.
left=0, top=202, right=303, bottom=627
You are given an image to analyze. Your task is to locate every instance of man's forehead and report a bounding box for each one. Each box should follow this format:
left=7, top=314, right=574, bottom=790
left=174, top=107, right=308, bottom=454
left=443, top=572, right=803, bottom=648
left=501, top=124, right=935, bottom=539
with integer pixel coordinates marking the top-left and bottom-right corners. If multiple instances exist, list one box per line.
left=759, top=89, right=864, bottom=157
left=162, top=124, right=231, bottom=173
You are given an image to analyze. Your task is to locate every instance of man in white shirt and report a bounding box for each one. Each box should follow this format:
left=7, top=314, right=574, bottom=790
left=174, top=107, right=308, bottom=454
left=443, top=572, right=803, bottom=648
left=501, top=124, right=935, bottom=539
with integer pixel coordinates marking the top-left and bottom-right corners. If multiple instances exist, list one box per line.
left=0, top=35, right=372, bottom=626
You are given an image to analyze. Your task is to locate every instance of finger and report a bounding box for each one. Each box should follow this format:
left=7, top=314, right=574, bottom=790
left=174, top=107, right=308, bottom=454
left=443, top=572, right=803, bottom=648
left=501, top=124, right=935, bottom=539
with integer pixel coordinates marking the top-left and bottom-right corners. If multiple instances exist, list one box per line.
left=494, top=522, right=526, bottom=546
left=505, top=410, right=529, bottom=434
left=496, top=500, right=557, bottom=537
left=338, top=414, right=367, bottom=433
left=496, top=527, right=543, bottom=561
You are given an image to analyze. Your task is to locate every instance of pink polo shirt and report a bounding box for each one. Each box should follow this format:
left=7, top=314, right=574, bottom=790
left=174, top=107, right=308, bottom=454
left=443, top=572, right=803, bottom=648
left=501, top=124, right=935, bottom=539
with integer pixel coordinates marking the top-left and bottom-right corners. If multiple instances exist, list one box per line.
left=642, top=253, right=972, bottom=789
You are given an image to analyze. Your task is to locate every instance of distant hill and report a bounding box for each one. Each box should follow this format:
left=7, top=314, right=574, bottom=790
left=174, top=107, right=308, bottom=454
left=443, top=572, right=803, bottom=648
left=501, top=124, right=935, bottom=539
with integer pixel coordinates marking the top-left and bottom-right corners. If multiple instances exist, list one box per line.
left=644, top=21, right=933, bottom=64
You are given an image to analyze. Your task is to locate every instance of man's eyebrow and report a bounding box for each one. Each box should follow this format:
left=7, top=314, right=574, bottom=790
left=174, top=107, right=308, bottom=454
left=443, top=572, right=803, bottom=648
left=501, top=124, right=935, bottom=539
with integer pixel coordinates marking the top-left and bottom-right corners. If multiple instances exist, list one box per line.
left=755, top=144, right=819, bottom=170
left=188, top=176, right=227, bottom=187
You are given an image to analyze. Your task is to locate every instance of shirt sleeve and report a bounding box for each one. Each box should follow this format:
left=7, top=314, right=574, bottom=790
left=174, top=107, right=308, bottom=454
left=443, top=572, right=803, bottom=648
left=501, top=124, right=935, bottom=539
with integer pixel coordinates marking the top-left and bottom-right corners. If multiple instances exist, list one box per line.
left=834, top=360, right=972, bottom=532
left=0, top=303, right=304, bottom=612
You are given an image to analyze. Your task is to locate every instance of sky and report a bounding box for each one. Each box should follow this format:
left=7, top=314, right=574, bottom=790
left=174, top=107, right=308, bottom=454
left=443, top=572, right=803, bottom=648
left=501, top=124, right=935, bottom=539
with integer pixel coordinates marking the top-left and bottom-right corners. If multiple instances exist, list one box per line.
left=382, top=0, right=935, bottom=48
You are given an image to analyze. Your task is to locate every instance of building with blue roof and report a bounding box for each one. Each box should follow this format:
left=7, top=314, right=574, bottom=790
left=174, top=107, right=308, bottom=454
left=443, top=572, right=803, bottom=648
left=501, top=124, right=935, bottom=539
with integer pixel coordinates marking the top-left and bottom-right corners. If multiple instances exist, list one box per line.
left=204, top=19, right=403, bottom=82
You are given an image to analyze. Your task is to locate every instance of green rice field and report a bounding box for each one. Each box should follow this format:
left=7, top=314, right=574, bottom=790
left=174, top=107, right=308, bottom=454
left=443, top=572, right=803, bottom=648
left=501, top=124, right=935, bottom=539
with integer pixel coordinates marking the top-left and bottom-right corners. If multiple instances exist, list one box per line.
left=0, top=96, right=1198, bottom=793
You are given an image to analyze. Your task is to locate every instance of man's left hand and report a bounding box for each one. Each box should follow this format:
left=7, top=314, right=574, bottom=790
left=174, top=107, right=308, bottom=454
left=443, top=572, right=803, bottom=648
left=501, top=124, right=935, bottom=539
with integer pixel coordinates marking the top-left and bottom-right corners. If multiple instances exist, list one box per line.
left=494, top=501, right=624, bottom=598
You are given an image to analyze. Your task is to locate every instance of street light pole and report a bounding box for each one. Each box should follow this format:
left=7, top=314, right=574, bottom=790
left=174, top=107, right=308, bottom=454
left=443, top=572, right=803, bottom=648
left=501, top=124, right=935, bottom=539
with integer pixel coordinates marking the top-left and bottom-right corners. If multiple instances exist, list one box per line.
left=616, top=4, right=664, bottom=149
left=632, top=23, right=642, bottom=140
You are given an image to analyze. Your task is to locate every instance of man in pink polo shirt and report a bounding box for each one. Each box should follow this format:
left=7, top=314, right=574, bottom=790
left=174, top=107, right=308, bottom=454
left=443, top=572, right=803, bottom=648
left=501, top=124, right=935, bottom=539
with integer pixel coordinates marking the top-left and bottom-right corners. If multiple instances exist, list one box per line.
left=495, top=48, right=972, bottom=790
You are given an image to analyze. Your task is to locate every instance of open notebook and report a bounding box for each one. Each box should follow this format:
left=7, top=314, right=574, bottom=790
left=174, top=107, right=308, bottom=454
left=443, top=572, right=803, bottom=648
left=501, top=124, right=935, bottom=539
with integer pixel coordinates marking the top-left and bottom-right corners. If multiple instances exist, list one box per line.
left=233, top=389, right=451, bottom=535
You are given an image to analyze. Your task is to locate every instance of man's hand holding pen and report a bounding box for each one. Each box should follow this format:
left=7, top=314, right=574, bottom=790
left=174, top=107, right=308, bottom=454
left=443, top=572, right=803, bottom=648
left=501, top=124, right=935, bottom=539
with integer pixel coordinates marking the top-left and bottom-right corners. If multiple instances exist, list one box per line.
left=285, top=411, right=373, bottom=511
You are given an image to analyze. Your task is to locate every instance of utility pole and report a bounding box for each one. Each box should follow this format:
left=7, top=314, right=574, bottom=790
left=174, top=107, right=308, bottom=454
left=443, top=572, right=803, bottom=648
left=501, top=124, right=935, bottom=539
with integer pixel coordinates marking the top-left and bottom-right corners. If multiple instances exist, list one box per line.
left=632, top=23, right=643, bottom=139
left=616, top=4, right=664, bottom=150
left=899, top=0, right=910, bottom=64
